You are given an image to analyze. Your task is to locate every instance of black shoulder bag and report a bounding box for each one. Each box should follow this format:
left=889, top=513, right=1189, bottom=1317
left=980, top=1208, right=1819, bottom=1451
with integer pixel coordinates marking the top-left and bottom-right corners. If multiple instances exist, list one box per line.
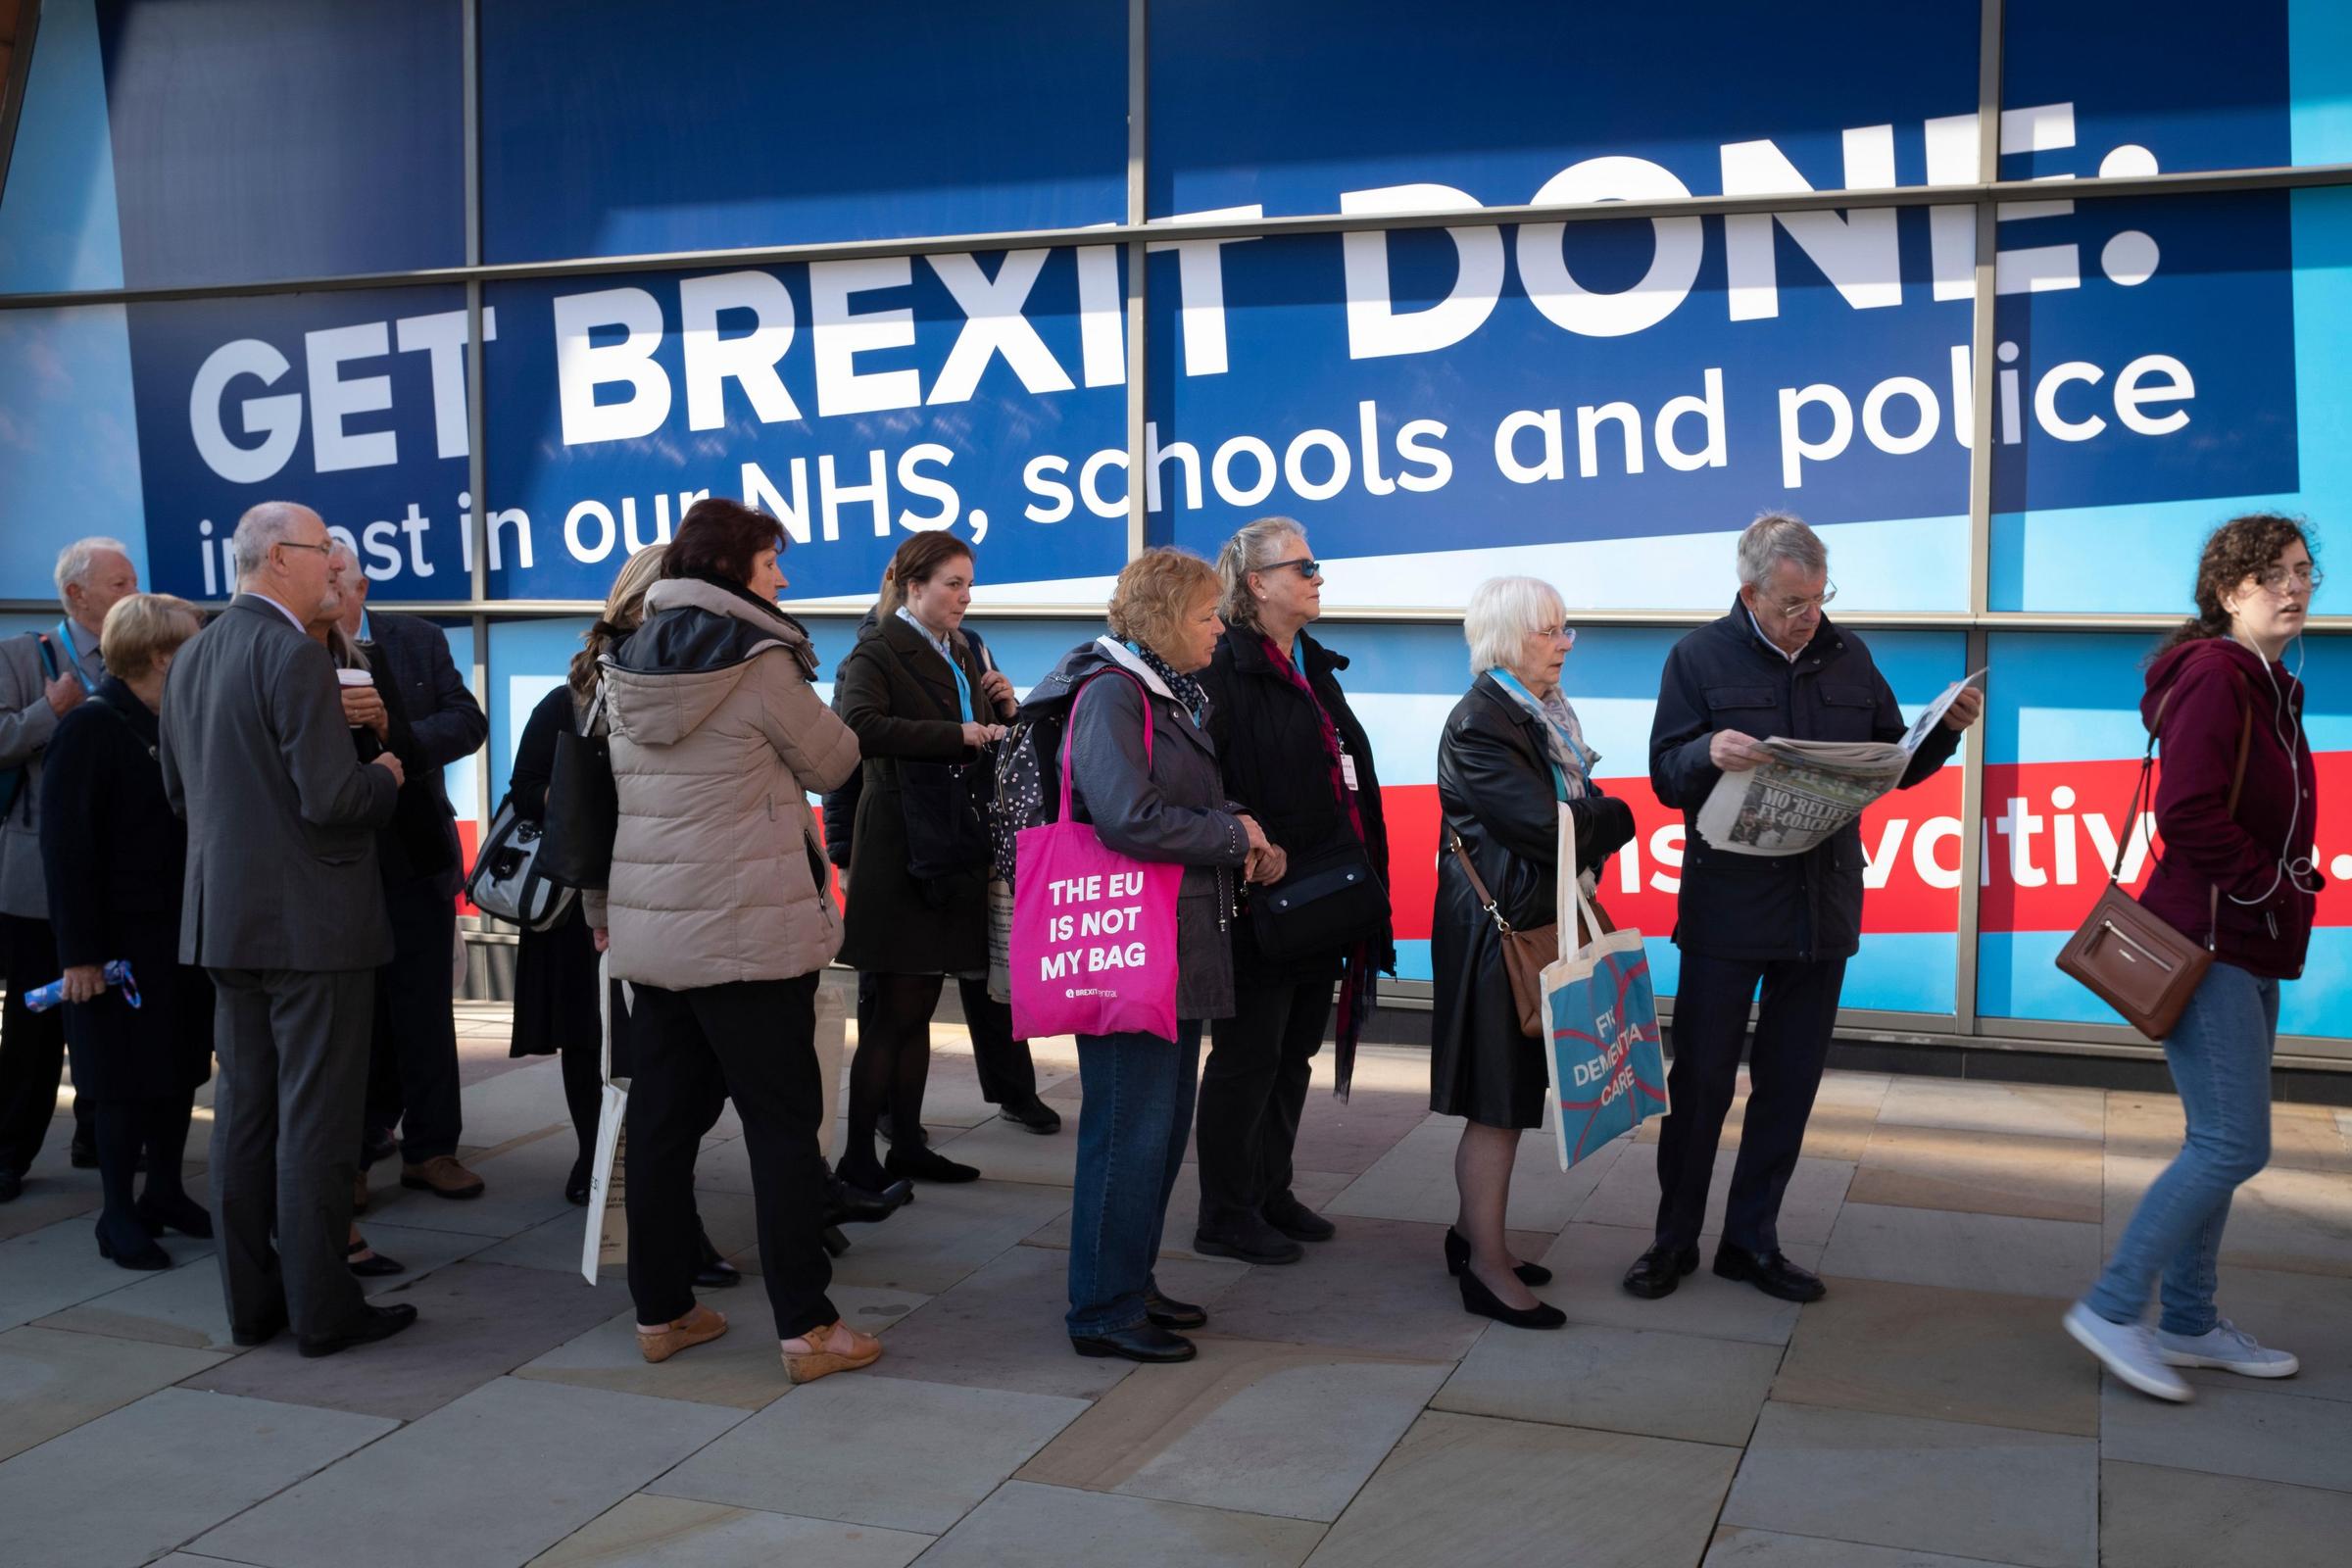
left=541, top=685, right=619, bottom=891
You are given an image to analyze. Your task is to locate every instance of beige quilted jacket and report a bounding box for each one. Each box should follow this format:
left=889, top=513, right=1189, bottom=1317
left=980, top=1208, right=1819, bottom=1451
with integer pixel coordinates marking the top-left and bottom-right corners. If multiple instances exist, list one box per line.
left=593, top=577, right=859, bottom=991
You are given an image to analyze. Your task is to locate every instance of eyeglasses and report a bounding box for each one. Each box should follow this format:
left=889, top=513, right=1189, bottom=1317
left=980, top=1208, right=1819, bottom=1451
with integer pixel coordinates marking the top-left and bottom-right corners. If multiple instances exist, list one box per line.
left=2254, top=564, right=2323, bottom=596
left=274, top=541, right=333, bottom=561
left=1262, top=558, right=1322, bottom=580
left=1767, top=581, right=1838, bottom=617
left=1542, top=623, right=1578, bottom=649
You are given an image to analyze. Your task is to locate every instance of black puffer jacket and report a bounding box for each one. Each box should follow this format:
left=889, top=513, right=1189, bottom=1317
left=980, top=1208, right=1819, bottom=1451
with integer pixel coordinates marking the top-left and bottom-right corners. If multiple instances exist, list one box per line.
left=1020, top=636, right=1251, bottom=1023
left=1430, top=674, right=1636, bottom=1102
left=1649, top=598, right=1959, bottom=961
left=1198, top=625, right=1394, bottom=980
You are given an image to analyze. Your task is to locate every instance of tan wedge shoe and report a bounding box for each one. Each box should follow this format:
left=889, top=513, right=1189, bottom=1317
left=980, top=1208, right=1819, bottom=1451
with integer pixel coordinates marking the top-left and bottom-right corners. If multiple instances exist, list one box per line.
left=781, top=1320, right=882, bottom=1384
left=637, top=1303, right=728, bottom=1364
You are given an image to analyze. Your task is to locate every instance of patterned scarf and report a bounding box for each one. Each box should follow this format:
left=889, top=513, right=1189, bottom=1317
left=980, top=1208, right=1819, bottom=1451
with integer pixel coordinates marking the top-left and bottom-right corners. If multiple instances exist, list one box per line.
left=1128, top=641, right=1209, bottom=725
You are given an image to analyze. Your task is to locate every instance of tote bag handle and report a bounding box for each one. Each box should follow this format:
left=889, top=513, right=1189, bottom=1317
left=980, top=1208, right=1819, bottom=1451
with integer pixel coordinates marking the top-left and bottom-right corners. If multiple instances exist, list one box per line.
left=1055, top=671, right=1154, bottom=821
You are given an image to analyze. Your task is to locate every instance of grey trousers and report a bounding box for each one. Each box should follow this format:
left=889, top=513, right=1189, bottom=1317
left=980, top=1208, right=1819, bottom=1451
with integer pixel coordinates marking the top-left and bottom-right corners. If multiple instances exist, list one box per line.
left=207, top=967, right=374, bottom=1342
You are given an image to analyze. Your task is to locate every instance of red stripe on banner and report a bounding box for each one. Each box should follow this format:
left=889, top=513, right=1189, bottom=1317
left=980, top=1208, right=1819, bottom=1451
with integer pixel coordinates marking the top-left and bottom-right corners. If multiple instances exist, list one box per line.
left=454, top=816, right=481, bottom=915
left=1378, top=752, right=2352, bottom=942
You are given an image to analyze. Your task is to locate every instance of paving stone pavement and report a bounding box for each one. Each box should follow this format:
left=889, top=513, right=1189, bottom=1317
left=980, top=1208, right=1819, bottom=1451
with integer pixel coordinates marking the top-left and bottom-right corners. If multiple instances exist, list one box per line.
left=1, top=1005, right=2348, bottom=1566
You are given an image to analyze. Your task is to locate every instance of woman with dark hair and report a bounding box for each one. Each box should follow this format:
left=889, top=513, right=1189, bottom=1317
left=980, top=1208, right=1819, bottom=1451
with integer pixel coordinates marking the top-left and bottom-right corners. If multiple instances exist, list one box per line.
left=1191, top=515, right=1392, bottom=1266
left=40, top=594, right=214, bottom=1270
left=830, top=533, right=1025, bottom=1192
left=588, top=498, right=872, bottom=1384
left=2066, top=514, right=2323, bottom=1402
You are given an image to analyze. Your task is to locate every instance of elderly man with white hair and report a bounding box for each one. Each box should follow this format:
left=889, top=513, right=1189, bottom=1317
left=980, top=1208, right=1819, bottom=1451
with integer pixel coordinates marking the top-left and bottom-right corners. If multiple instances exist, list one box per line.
left=1628, top=513, right=1982, bottom=1305
left=0, top=537, right=141, bottom=1200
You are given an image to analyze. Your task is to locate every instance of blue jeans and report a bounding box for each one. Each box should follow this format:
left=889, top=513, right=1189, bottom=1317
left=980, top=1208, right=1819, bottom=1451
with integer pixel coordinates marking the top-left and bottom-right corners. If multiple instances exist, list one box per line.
left=2083, top=961, right=2278, bottom=1336
left=1065, top=1021, right=1201, bottom=1337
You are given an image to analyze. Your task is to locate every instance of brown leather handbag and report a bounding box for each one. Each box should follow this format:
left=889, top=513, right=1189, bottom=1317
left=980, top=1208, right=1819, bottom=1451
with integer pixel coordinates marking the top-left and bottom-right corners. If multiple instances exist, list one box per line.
left=1449, top=833, right=1610, bottom=1038
left=2055, top=686, right=2250, bottom=1041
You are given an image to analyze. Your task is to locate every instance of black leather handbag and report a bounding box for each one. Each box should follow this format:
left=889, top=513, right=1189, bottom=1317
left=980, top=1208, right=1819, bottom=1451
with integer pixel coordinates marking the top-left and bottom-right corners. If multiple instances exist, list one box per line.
left=1250, top=838, right=1388, bottom=962
left=541, top=688, right=618, bottom=891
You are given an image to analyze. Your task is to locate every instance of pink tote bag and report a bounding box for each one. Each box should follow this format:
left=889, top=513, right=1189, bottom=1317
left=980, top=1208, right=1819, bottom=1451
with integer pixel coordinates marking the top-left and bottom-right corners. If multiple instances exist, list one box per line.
left=1010, top=672, right=1184, bottom=1042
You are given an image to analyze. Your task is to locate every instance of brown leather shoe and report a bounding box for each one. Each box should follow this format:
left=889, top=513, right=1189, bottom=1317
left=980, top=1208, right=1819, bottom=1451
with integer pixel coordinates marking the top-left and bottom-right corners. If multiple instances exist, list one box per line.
left=781, top=1319, right=883, bottom=1384
left=353, top=1169, right=370, bottom=1212
left=400, top=1155, right=486, bottom=1200
left=637, top=1303, right=728, bottom=1364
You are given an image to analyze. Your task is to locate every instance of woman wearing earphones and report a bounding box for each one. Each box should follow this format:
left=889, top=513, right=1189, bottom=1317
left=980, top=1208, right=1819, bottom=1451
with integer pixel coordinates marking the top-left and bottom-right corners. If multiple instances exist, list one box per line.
left=2066, top=514, right=2323, bottom=1403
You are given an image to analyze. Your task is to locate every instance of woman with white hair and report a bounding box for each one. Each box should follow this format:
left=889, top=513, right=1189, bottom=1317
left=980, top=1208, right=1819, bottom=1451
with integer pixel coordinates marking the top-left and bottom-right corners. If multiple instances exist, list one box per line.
left=1429, top=576, right=1636, bottom=1328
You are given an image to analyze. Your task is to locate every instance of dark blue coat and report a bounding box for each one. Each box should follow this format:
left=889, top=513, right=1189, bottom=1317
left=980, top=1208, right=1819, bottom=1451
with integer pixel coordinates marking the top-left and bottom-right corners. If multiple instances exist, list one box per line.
left=1649, top=599, right=1961, bottom=961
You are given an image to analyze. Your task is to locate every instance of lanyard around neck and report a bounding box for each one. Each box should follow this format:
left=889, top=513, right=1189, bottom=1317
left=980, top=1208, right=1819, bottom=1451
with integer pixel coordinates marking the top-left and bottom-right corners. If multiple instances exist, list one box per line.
left=53, top=620, right=95, bottom=694
left=897, top=608, right=971, bottom=721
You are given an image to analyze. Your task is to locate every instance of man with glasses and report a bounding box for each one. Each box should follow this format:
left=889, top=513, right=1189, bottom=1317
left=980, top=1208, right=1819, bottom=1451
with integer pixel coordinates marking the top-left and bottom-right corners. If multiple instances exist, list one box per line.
left=1627, top=513, right=1983, bottom=1303
left=161, top=502, right=418, bottom=1356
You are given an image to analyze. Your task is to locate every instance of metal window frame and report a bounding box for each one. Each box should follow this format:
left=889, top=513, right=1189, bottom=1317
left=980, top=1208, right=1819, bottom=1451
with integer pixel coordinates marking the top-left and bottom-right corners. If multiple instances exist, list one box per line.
left=4, top=0, right=2348, bottom=1068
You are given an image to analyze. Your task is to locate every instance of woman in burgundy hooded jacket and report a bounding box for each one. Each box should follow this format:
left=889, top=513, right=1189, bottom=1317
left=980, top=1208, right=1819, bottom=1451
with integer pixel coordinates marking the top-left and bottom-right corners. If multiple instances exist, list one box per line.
left=2066, top=514, right=2323, bottom=1403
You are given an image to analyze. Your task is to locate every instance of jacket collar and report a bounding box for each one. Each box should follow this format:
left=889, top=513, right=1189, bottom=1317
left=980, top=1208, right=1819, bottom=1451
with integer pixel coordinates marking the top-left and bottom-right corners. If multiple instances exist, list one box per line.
left=1225, top=624, right=1346, bottom=681
left=1468, top=669, right=1545, bottom=743
left=873, top=612, right=967, bottom=716
left=1096, top=635, right=1176, bottom=701
left=644, top=575, right=809, bottom=650
left=1714, top=593, right=1842, bottom=667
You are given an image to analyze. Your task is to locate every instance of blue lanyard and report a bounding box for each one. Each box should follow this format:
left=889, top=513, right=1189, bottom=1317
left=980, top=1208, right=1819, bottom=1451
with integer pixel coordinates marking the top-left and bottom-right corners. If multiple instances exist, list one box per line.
left=898, top=609, right=971, bottom=720
left=52, top=621, right=94, bottom=695
left=1289, top=636, right=1307, bottom=680
left=1490, top=668, right=1592, bottom=799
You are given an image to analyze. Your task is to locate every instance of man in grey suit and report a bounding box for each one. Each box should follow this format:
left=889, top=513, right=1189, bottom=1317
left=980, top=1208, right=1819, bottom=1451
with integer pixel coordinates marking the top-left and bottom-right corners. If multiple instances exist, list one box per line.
left=160, top=502, right=419, bottom=1356
left=0, top=538, right=140, bottom=1201
left=332, top=547, right=490, bottom=1200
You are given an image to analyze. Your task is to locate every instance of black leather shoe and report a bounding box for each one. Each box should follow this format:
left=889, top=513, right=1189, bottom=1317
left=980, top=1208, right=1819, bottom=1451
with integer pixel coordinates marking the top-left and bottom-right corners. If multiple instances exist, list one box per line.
left=231, top=1309, right=287, bottom=1348
left=347, top=1238, right=405, bottom=1278
left=1071, top=1322, right=1198, bottom=1362
left=1145, top=1289, right=1207, bottom=1330
left=96, top=1216, right=171, bottom=1271
left=70, top=1136, right=99, bottom=1170
left=1713, top=1244, right=1827, bottom=1302
left=136, top=1191, right=214, bottom=1240
left=1262, top=1195, right=1337, bottom=1244
left=298, top=1301, right=419, bottom=1358
left=998, top=1097, right=1062, bottom=1135
left=1193, top=1214, right=1303, bottom=1265
left=1621, top=1242, right=1700, bottom=1299
left=1445, top=1226, right=1550, bottom=1286
left=1459, top=1267, right=1566, bottom=1329
left=828, top=1174, right=914, bottom=1224
left=886, top=1145, right=980, bottom=1184
left=0, top=1169, right=22, bottom=1203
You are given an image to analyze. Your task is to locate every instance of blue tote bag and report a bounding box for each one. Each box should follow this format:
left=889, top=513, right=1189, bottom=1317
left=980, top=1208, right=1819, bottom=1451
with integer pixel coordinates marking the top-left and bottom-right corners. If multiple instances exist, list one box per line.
left=1542, top=804, right=1670, bottom=1170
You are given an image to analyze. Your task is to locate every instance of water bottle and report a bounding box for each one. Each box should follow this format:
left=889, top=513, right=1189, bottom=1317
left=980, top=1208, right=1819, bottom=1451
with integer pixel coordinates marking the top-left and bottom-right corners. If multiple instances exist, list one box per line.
left=24, top=959, right=139, bottom=1012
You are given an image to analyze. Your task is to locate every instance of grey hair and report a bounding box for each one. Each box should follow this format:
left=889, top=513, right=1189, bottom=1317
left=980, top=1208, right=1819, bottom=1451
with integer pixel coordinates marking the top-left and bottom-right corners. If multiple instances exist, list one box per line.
left=228, top=502, right=320, bottom=583
left=326, top=537, right=360, bottom=571
left=1737, top=512, right=1828, bottom=590
left=1215, top=514, right=1306, bottom=631
left=54, top=536, right=130, bottom=613
left=1464, top=575, right=1567, bottom=677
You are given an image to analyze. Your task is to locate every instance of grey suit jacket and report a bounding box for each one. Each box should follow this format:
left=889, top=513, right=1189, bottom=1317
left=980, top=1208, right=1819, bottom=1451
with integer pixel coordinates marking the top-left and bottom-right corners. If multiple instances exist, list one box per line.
left=364, top=610, right=487, bottom=889
left=160, top=596, right=401, bottom=971
left=0, top=624, right=106, bottom=919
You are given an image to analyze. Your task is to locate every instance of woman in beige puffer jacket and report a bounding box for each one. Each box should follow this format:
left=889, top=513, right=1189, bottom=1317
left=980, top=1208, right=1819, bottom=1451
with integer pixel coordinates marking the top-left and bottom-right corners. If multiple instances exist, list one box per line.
left=586, top=499, right=877, bottom=1386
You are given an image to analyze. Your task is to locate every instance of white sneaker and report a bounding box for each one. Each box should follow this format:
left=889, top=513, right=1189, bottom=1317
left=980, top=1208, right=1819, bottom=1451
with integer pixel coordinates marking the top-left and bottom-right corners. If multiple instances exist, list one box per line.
left=2064, top=1301, right=2191, bottom=1402
left=2154, top=1318, right=2300, bottom=1379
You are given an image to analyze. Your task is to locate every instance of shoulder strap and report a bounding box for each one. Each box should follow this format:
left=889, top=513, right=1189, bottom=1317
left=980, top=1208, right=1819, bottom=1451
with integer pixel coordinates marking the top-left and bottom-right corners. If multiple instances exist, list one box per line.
left=1055, top=670, right=1152, bottom=819
left=1447, top=833, right=1513, bottom=935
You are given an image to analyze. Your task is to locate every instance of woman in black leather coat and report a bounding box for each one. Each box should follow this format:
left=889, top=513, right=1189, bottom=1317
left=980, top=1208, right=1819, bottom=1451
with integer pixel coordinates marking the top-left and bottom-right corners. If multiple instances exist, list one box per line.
left=1431, top=577, right=1635, bottom=1329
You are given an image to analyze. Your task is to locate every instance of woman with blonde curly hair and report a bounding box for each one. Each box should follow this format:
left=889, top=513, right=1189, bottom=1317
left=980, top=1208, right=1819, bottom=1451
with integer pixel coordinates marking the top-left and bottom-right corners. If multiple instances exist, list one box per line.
left=1016, top=548, right=1284, bottom=1364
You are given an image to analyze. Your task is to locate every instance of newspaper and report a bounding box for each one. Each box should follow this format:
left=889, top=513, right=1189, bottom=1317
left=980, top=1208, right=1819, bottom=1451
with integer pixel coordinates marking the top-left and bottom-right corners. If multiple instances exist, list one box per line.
left=1696, top=669, right=1985, bottom=857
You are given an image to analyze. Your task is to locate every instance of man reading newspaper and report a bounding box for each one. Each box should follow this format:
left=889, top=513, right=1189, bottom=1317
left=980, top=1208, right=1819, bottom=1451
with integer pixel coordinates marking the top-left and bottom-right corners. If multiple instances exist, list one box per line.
left=1626, top=514, right=1983, bottom=1308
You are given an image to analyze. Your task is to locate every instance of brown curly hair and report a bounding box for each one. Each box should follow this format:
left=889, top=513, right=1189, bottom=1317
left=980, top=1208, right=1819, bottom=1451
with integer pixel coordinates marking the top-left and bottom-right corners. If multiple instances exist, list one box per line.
left=2151, top=513, right=2316, bottom=660
left=1106, top=547, right=1221, bottom=659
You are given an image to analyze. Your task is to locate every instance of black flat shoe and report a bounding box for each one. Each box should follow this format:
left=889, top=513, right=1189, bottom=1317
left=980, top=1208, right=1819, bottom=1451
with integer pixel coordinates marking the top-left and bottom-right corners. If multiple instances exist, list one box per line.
left=1458, top=1267, right=1565, bottom=1330
left=828, top=1174, right=914, bottom=1224
left=231, top=1309, right=287, bottom=1348
left=1193, top=1215, right=1303, bottom=1266
left=96, top=1219, right=171, bottom=1272
left=820, top=1224, right=852, bottom=1258
left=136, top=1191, right=214, bottom=1240
left=1713, top=1244, right=1826, bottom=1302
left=1263, top=1196, right=1337, bottom=1244
left=0, top=1169, right=23, bottom=1202
left=886, top=1145, right=980, bottom=1184
left=1071, top=1323, right=1197, bottom=1362
left=1621, top=1241, right=1700, bottom=1299
left=998, top=1097, right=1062, bottom=1135
left=1444, top=1226, right=1550, bottom=1286
left=347, top=1239, right=405, bottom=1278
left=298, top=1301, right=419, bottom=1358
left=70, top=1137, right=99, bottom=1170
left=1145, top=1289, right=1207, bottom=1330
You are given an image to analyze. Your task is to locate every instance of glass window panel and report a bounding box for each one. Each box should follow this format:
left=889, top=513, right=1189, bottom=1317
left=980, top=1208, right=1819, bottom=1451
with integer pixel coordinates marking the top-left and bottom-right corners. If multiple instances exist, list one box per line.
left=0, top=304, right=148, bottom=596
left=479, top=0, right=1125, bottom=265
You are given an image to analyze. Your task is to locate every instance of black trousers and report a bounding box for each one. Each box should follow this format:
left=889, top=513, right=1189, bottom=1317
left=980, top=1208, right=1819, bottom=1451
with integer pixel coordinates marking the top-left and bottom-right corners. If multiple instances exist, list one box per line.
left=1196, top=967, right=1335, bottom=1231
left=626, top=974, right=836, bottom=1339
left=362, top=878, right=464, bottom=1161
left=958, top=977, right=1038, bottom=1106
left=1652, top=950, right=1846, bottom=1254
left=0, top=912, right=91, bottom=1175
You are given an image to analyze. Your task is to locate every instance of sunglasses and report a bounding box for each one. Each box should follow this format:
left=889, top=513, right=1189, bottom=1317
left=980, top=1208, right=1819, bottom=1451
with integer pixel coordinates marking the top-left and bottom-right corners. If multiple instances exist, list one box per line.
left=1261, top=557, right=1323, bottom=580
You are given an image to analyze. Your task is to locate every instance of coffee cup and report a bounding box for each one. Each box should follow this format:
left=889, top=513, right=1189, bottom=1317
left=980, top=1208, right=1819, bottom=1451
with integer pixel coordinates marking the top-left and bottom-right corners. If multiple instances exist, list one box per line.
left=336, top=667, right=374, bottom=728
